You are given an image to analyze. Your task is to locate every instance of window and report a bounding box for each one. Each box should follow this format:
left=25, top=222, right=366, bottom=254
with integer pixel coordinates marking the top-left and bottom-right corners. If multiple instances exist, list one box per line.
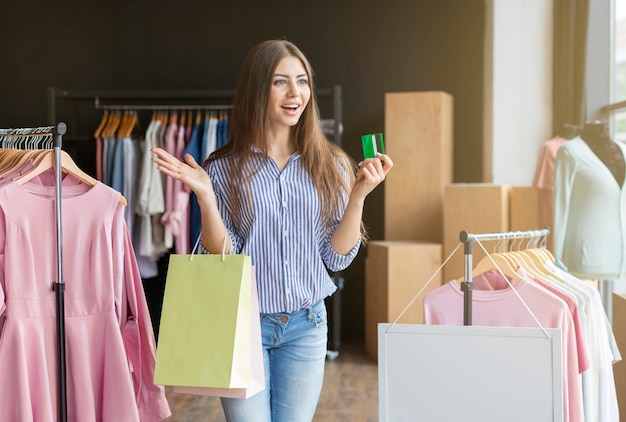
left=610, top=0, right=626, bottom=141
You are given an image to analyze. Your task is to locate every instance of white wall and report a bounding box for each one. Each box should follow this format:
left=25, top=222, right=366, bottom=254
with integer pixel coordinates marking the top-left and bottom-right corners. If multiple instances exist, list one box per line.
left=484, top=0, right=554, bottom=185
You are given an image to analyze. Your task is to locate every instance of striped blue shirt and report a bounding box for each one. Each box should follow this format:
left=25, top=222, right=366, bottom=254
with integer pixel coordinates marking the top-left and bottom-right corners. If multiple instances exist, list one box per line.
left=205, top=149, right=360, bottom=313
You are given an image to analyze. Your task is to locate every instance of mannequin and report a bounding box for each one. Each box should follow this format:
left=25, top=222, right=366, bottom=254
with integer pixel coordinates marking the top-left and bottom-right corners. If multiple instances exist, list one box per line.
left=552, top=121, right=626, bottom=322
left=579, top=121, right=625, bottom=187
left=552, top=121, right=626, bottom=281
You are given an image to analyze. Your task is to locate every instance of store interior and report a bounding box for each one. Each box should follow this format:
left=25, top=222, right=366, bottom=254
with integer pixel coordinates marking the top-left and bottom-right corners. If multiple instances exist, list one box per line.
left=1, top=0, right=625, bottom=420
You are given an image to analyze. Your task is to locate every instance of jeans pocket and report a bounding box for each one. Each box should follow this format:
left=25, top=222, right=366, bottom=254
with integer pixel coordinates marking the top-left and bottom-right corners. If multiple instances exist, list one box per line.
left=308, top=302, right=327, bottom=327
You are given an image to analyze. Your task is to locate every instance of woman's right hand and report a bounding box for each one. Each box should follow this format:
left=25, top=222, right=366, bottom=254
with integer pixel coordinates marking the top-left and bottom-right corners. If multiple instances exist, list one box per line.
left=151, top=147, right=216, bottom=202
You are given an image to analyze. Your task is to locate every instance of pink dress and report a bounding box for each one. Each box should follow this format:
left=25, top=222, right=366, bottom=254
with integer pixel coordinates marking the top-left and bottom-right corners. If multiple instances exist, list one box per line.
left=0, top=174, right=171, bottom=421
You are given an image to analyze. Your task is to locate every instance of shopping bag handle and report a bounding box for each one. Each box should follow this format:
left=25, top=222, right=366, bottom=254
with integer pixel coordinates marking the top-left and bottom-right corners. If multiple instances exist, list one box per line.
left=189, top=232, right=228, bottom=262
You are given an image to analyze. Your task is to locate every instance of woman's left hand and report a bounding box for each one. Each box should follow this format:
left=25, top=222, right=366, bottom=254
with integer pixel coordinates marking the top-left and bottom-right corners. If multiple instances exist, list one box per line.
left=352, top=152, right=394, bottom=199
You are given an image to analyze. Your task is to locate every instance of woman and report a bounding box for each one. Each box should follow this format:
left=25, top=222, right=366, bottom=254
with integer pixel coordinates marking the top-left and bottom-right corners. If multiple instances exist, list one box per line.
left=152, top=39, right=393, bottom=422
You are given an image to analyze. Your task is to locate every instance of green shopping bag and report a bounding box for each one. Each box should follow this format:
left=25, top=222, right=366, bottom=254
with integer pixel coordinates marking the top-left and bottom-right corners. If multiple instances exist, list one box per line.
left=153, top=243, right=253, bottom=389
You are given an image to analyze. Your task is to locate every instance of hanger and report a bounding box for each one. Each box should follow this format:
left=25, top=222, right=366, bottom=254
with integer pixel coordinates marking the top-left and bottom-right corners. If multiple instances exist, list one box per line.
left=508, top=241, right=551, bottom=282
left=15, top=149, right=127, bottom=205
left=0, top=149, right=29, bottom=173
left=518, top=235, right=564, bottom=282
left=523, top=246, right=555, bottom=265
left=180, top=109, right=186, bottom=129
left=518, top=249, right=564, bottom=281
left=118, top=110, right=140, bottom=138
left=527, top=231, right=555, bottom=263
left=484, top=233, right=558, bottom=283
left=129, top=110, right=141, bottom=137
left=119, top=111, right=130, bottom=137
left=162, top=110, right=168, bottom=123
left=456, top=237, right=524, bottom=284
left=0, top=131, right=55, bottom=177
left=94, top=111, right=109, bottom=139
left=118, top=111, right=132, bottom=138
left=0, top=149, right=49, bottom=178
left=103, top=111, right=121, bottom=138
left=463, top=251, right=524, bottom=283
left=187, top=110, right=193, bottom=130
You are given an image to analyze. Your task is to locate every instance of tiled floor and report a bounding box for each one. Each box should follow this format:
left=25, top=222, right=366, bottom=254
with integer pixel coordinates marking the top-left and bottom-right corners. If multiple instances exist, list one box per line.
left=163, top=340, right=378, bottom=421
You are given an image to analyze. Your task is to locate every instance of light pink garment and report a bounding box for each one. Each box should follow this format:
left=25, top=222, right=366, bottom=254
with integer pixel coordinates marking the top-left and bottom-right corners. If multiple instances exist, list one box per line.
left=96, top=136, right=103, bottom=182
left=0, top=159, right=35, bottom=186
left=534, top=136, right=567, bottom=189
left=0, top=175, right=170, bottom=421
left=424, top=271, right=583, bottom=422
left=160, top=121, right=179, bottom=250
left=533, top=136, right=566, bottom=250
left=529, top=274, right=590, bottom=374
left=172, top=125, right=190, bottom=254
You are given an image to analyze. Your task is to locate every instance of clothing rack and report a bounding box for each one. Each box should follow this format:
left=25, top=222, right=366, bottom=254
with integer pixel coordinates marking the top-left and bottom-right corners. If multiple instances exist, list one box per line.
left=458, top=227, right=551, bottom=326
left=46, top=86, right=343, bottom=146
left=0, top=123, right=68, bottom=422
left=94, top=104, right=233, bottom=111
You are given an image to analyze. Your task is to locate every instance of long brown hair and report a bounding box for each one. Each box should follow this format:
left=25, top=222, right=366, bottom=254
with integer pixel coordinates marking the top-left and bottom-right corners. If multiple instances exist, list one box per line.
left=205, top=39, right=368, bottom=243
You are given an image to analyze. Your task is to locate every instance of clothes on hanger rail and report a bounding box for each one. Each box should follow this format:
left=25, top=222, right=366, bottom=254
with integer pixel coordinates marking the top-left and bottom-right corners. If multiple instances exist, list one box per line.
left=95, top=107, right=231, bottom=277
left=424, top=242, right=621, bottom=422
left=426, top=267, right=583, bottom=422
left=0, top=146, right=170, bottom=420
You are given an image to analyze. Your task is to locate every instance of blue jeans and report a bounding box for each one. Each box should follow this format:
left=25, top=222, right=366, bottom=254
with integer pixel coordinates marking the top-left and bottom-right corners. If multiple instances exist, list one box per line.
left=221, top=300, right=328, bottom=422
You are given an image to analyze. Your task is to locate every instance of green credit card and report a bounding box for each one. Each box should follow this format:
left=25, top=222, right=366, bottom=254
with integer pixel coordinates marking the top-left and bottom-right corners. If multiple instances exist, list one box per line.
left=361, top=133, right=385, bottom=159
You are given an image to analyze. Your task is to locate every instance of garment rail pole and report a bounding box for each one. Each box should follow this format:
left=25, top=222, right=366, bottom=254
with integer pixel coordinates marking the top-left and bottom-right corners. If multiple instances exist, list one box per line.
left=52, top=122, right=68, bottom=422
left=93, top=103, right=233, bottom=111
left=459, top=228, right=550, bottom=326
left=46, top=86, right=342, bottom=140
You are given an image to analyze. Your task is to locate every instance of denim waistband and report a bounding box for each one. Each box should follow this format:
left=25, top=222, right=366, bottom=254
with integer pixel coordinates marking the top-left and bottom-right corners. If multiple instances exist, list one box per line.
left=262, top=300, right=324, bottom=321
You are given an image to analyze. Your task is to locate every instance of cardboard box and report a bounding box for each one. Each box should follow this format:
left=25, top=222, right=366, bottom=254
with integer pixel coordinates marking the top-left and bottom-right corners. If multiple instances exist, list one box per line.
left=365, top=241, right=442, bottom=361
left=442, top=184, right=511, bottom=282
left=510, top=186, right=553, bottom=250
left=384, top=91, right=453, bottom=244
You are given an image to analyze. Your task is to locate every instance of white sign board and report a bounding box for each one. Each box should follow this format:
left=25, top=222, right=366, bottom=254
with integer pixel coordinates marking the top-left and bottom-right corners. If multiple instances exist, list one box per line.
left=378, top=324, right=563, bottom=422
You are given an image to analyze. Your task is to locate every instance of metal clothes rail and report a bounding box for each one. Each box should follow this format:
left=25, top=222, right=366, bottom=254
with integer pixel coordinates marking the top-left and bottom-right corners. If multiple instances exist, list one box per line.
left=46, top=86, right=343, bottom=146
left=459, top=227, right=551, bottom=326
